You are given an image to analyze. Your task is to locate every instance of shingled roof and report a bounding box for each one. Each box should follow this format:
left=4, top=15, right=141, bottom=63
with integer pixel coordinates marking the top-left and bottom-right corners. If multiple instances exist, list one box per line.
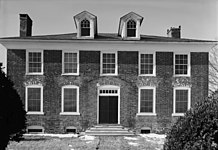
left=0, top=33, right=216, bottom=43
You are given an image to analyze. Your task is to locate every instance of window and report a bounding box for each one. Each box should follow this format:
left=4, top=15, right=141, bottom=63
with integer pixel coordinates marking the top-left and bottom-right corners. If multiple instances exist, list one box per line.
left=139, top=53, right=155, bottom=75
left=137, top=87, right=156, bottom=115
left=173, top=87, right=191, bottom=116
left=25, top=85, right=43, bottom=115
left=60, top=85, right=79, bottom=115
left=81, top=19, right=90, bottom=36
left=62, top=51, right=79, bottom=75
left=101, top=52, right=117, bottom=75
left=174, top=54, right=189, bottom=76
left=127, top=19, right=136, bottom=37
left=26, top=50, right=43, bottom=74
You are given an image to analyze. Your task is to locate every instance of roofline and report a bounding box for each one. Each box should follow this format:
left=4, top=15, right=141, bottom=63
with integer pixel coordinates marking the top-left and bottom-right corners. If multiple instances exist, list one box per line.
left=0, top=38, right=216, bottom=45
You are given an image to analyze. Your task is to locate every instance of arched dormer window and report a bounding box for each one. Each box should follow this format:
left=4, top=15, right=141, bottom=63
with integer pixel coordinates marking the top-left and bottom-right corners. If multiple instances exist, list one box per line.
left=127, top=19, right=136, bottom=37
left=81, top=19, right=90, bottom=36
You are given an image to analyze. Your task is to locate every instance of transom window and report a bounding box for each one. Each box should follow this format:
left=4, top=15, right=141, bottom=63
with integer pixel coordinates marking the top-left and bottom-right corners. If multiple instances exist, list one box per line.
left=99, top=89, right=118, bottom=94
left=81, top=19, right=90, bottom=36
left=138, top=87, right=156, bottom=115
left=61, top=86, right=79, bottom=115
left=27, top=51, right=43, bottom=74
left=140, top=54, right=155, bottom=75
left=175, top=54, right=189, bottom=75
left=63, top=52, right=78, bottom=75
left=25, top=85, right=43, bottom=114
left=127, top=19, right=136, bottom=37
left=101, top=53, right=117, bottom=75
left=173, top=87, right=191, bottom=116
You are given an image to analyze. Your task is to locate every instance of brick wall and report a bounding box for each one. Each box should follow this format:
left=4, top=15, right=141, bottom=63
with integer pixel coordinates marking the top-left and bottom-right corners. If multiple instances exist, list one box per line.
left=7, top=49, right=208, bottom=133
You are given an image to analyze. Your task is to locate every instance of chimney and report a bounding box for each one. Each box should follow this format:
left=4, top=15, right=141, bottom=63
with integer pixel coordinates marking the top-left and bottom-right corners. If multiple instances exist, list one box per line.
left=20, top=14, right=32, bottom=37
left=167, top=26, right=181, bottom=38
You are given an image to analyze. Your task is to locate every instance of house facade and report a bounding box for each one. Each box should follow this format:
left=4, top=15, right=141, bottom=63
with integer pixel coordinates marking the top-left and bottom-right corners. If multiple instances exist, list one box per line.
left=0, top=11, right=214, bottom=133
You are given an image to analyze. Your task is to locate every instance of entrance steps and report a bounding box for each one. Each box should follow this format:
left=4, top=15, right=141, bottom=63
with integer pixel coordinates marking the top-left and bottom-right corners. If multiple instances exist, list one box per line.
left=85, top=124, right=135, bottom=136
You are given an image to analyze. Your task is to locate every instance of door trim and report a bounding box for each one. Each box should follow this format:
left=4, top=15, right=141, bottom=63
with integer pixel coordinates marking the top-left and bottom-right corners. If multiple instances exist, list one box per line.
left=97, top=85, right=120, bottom=124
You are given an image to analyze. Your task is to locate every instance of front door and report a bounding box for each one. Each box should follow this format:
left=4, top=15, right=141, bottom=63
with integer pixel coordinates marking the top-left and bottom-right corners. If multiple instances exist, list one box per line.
left=99, top=96, right=118, bottom=124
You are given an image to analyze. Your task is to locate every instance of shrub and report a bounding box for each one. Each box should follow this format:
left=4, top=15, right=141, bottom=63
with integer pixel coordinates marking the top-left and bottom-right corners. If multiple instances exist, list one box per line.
left=0, top=69, right=26, bottom=149
left=164, top=94, right=218, bottom=150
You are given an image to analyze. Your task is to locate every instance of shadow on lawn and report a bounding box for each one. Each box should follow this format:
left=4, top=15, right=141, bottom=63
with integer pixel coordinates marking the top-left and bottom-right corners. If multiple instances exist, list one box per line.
left=21, top=137, right=47, bottom=141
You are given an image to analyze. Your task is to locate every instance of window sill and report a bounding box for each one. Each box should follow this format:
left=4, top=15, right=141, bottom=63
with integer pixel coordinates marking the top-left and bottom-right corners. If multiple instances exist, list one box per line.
left=137, top=113, right=156, bottom=116
left=26, top=73, right=44, bottom=76
left=27, top=112, right=44, bottom=115
left=172, top=113, right=185, bottom=117
left=61, top=73, right=79, bottom=76
left=60, top=112, right=80, bottom=116
left=100, top=74, right=118, bottom=76
left=139, top=74, right=156, bottom=77
left=174, top=74, right=190, bottom=77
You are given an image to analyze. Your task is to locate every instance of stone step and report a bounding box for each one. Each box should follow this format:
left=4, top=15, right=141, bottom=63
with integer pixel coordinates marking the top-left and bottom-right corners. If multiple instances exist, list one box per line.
left=94, top=125, right=123, bottom=128
left=88, top=128, right=129, bottom=131
left=85, top=131, right=135, bottom=136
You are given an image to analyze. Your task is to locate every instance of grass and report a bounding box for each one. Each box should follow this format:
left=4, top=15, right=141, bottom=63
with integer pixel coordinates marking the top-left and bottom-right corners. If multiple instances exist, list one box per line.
left=7, top=134, right=165, bottom=150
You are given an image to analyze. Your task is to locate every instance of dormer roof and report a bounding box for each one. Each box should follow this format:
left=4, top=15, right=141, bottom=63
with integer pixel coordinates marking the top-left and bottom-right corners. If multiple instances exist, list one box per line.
left=73, top=11, right=98, bottom=38
left=118, top=12, right=143, bottom=36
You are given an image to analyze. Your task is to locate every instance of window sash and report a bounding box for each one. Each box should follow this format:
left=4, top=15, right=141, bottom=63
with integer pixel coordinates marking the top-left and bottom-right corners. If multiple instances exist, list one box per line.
left=175, top=90, right=188, bottom=113
left=102, top=53, right=116, bottom=74
left=140, top=89, right=153, bottom=113
left=28, top=52, right=42, bottom=73
left=63, top=53, right=78, bottom=74
left=27, top=88, right=41, bottom=112
left=81, top=19, right=90, bottom=36
left=63, top=88, right=77, bottom=112
left=175, top=54, right=188, bottom=75
left=140, top=54, right=154, bottom=75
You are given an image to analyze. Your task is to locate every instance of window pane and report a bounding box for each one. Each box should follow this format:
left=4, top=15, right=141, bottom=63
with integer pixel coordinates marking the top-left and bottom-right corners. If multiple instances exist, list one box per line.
left=28, top=52, right=42, bottom=73
left=102, top=53, right=116, bottom=74
left=81, top=19, right=90, bottom=36
left=28, top=88, right=41, bottom=112
left=63, top=88, right=77, bottom=112
left=140, top=54, right=153, bottom=74
left=175, top=90, right=188, bottom=113
left=140, top=89, right=153, bottom=113
left=175, top=54, right=188, bottom=75
left=64, top=53, right=77, bottom=73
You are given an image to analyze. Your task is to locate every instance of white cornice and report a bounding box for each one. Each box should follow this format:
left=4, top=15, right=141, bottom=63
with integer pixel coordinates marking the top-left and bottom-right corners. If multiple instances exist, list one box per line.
left=0, top=39, right=215, bottom=52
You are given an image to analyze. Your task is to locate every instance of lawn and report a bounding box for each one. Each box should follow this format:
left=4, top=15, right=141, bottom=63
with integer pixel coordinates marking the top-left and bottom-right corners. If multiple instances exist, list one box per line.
left=6, top=133, right=165, bottom=150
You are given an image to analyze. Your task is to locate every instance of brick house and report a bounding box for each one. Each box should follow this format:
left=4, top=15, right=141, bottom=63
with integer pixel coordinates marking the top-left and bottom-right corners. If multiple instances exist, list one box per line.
left=0, top=11, right=215, bottom=134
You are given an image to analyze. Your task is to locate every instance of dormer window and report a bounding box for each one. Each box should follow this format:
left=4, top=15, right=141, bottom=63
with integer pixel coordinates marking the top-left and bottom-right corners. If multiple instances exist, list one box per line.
left=127, top=20, right=136, bottom=37
left=81, top=19, right=90, bottom=36
left=118, top=12, right=143, bottom=40
left=74, top=11, right=97, bottom=39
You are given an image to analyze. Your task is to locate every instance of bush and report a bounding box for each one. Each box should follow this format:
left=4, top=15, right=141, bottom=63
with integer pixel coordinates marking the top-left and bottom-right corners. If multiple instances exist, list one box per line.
left=164, top=94, right=218, bottom=150
left=0, top=69, right=26, bottom=149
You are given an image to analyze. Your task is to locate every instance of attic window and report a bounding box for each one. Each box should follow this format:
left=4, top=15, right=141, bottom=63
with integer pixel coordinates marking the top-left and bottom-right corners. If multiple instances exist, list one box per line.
left=81, top=19, right=90, bottom=36
left=127, top=19, right=136, bottom=37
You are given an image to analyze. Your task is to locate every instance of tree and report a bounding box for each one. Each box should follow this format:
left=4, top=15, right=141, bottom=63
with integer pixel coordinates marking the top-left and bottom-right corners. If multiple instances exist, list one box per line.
left=0, top=68, right=26, bottom=149
left=164, top=93, right=218, bottom=150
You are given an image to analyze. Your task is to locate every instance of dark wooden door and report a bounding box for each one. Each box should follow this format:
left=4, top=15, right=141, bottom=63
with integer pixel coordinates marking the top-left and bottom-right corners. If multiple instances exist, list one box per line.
left=99, top=96, right=118, bottom=124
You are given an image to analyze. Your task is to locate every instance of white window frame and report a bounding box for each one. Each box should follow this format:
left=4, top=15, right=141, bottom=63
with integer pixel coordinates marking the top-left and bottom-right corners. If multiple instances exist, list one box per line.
left=100, top=51, right=118, bottom=76
left=172, top=87, right=191, bottom=116
left=137, top=86, right=156, bottom=116
left=139, top=52, right=156, bottom=76
left=60, top=85, right=80, bottom=115
left=126, top=19, right=137, bottom=37
left=174, top=52, right=190, bottom=77
left=80, top=19, right=90, bottom=37
left=62, top=50, right=79, bottom=75
left=26, top=50, right=43, bottom=75
left=25, top=85, right=44, bottom=115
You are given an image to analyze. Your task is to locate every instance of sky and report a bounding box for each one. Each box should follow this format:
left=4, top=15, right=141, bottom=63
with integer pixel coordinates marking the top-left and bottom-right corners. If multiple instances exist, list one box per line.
left=0, top=0, right=218, bottom=70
